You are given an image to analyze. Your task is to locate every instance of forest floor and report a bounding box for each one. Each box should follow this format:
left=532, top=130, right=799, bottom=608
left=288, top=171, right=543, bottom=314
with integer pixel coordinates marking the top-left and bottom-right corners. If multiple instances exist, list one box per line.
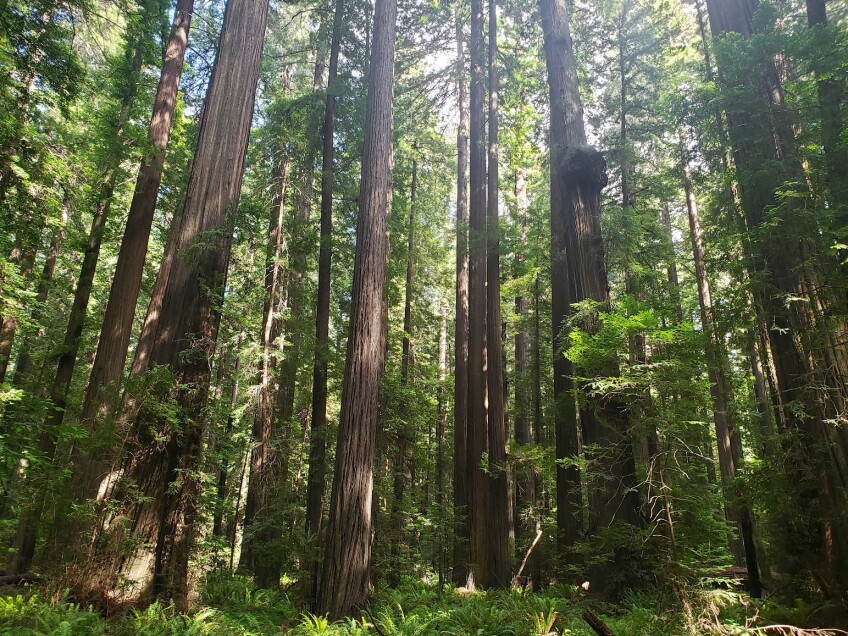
left=0, top=573, right=843, bottom=635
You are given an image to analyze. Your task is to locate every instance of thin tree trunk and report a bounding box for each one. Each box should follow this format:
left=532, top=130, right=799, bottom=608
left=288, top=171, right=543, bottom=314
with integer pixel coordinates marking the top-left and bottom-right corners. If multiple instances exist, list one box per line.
left=304, top=0, right=344, bottom=610
left=513, top=168, right=535, bottom=579
left=6, top=34, right=146, bottom=572
left=436, top=305, right=448, bottom=588
left=682, top=148, right=761, bottom=597
left=389, top=149, right=417, bottom=583
left=240, top=154, right=290, bottom=586
left=452, top=1, right=470, bottom=587
left=213, top=345, right=241, bottom=538
left=316, top=0, right=396, bottom=615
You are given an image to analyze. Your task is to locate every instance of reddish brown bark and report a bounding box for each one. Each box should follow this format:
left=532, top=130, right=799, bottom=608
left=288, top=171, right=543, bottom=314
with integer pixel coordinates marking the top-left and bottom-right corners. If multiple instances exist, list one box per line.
left=538, top=0, right=581, bottom=555
left=467, top=0, right=489, bottom=590
left=91, top=0, right=270, bottom=606
left=705, top=0, right=848, bottom=594
left=240, top=156, right=289, bottom=586
left=451, top=1, right=470, bottom=587
left=316, top=0, right=396, bottom=615
left=80, top=0, right=194, bottom=427
left=485, top=0, right=510, bottom=588
left=389, top=150, right=417, bottom=582
left=541, top=0, right=640, bottom=585
left=304, top=0, right=344, bottom=609
left=682, top=150, right=761, bottom=597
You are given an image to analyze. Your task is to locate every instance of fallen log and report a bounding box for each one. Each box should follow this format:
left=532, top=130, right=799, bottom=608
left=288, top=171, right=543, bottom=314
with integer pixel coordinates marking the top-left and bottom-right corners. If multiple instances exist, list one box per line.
left=582, top=609, right=616, bottom=636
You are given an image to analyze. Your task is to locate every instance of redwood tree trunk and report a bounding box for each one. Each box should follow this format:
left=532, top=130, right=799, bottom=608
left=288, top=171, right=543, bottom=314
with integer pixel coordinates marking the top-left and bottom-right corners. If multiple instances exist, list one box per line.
left=80, top=0, right=194, bottom=428
left=451, top=2, right=470, bottom=587
left=485, top=0, right=510, bottom=588
left=513, top=168, right=535, bottom=578
left=92, top=0, right=270, bottom=606
left=467, top=0, right=489, bottom=590
left=316, top=0, right=396, bottom=615
left=706, top=0, right=848, bottom=595
left=389, top=150, right=417, bottom=583
left=540, top=0, right=640, bottom=590
left=304, top=0, right=344, bottom=609
left=539, top=0, right=581, bottom=556
left=240, top=155, right=289, bottom=586
left=682, top=150, right=761, bottom=597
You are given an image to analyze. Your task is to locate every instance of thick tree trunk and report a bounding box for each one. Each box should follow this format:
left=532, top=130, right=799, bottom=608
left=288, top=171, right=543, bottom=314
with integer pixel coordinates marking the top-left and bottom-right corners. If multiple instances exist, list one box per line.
left=682, top=151, right=761, bottom=597
left=90, top=0, right=270, bottom=606
left=452, top=2, right=470, bottom=587
left=467, top=0, right=489, bottom=590
left=79, top=0, right=194, bottom=428
left=316, top=0, right=396, bottom=615
left=538, top=0, right=581, bottom=557
left=304, top=0, right=344, bottom=609
left=541, top=0, right=640, bottom=590
left=485, top=0, right=510, bottom=588
left=705, top=0, right=848, bottom=595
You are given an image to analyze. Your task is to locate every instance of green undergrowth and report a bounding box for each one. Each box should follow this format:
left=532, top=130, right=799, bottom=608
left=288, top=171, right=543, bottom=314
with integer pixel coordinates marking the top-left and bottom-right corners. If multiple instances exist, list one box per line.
left=0, top=573, right=840, bottom=635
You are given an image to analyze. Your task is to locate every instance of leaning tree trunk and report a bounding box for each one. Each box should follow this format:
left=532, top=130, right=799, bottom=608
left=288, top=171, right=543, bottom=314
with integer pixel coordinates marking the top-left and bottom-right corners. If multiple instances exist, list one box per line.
left=452, top=0, right=470, bottom=587
left=89, top=0, right=270, bottom=607
left=79, top=0, right=194, bottom=430
left=316, top=0, right=396, bottom=616
left=485, top=0, right=510, bottom=588
left=540, top=0, right=640, bottom=592
left=5, top=35, right=147, bottom=576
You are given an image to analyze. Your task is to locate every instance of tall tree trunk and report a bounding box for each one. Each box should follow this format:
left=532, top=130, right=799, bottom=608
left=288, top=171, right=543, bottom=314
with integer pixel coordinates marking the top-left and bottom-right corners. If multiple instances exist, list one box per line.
left=531, top=275, right=544, bottom=588
left=79, top=0, right=194, bottom=429
left=436, top=305, right=448, bottom=588
left=682, top=148, right=761, bottom=597
left=485, top=0, right=510, bottom=587
left=805, top=0, right=848, bottom=210
left=538, top=0, right=581, bottom=558
left=706, top=0, right=848, bottom=595
left=541, top=0, right=640, bottom=591
left=240, top=154, right=289, bottom=587
left=6, top=35, right=147, bottom=575
left=513, top=168, right=535, bottom=578
left=90, top=0, right=270, bottom=606
left=452, top=0, right=470, bottom=587
left=304, top=0, right=344, bottom=610
left=467, top=0, right=489, bottom=590
left=389, top=149, right=417, bottom=583
left=316, top=0, right=396, bottom=615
